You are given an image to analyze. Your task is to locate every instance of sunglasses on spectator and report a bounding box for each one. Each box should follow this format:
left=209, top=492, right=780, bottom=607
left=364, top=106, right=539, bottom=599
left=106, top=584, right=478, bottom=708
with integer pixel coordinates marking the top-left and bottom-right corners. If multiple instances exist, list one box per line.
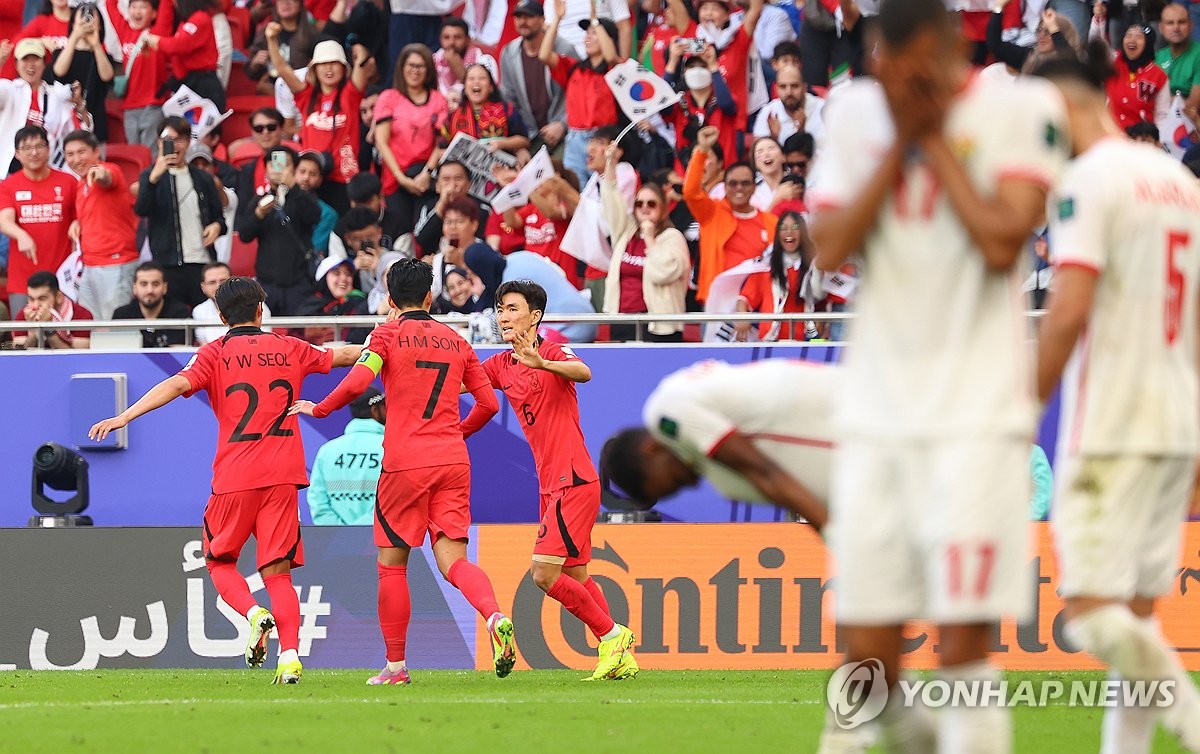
left=670, top=183, right=683, bottom=193
left=725, top=179, right=754, bottom=187
left=784, top=161, right=808, bottom=171
left=252, top=123, right=280, bottom=133
left=634, top=199, right=659, bottom=209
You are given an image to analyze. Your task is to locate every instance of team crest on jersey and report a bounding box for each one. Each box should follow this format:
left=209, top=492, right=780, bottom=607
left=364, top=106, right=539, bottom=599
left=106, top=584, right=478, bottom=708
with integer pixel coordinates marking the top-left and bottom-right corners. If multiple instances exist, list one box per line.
left=659, top=416, right=679, bottom=438
left=1057, top=197, right=1075, bottom=220
left=1044, top=122, right=1060, bottom=148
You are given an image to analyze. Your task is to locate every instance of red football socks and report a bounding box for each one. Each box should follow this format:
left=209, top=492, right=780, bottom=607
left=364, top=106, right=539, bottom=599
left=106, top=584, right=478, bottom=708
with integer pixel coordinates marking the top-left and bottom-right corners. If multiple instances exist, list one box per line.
left=263, top=573, right=301, bottom=653
left=547, top=574, right=616, bottom=639
left=583, top=578, right=612, bottom=619
left=446, top=559, right=501, bottom=619
left=205, top=560, right=257, bottom=616
left=377, top=563, right=410, bottom=663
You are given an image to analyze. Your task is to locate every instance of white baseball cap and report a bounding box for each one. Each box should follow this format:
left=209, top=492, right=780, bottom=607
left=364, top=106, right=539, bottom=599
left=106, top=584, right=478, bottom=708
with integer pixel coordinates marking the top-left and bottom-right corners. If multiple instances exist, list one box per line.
left=314, top=255, right=354, bottom=283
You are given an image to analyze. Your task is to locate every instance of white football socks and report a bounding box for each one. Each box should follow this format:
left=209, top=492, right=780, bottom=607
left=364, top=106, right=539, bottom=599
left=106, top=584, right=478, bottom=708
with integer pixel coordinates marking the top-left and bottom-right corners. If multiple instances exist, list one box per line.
left=937, top=660, right=1011, bottom=754
left=877, top=677, right=938, bottom=754
left=1101, top=667, right=1156, bottom=754
left=1066, top=604, right=1200, bottom=752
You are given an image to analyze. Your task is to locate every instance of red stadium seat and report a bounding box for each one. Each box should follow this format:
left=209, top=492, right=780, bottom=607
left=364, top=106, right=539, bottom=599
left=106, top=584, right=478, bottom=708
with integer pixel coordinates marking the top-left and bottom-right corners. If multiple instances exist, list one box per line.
left=226, top=60, right=260, bottom=98
left=102, top=143, right=152, bottom=186
left=223, top=95, right=277, bottom=146
left=106, top=106, right=127, bottom=144
left=229, top=139, right=262, bottom=167
left=226, top=6, right=251, bottom=51
left=229, top=233, right=257, bottom=277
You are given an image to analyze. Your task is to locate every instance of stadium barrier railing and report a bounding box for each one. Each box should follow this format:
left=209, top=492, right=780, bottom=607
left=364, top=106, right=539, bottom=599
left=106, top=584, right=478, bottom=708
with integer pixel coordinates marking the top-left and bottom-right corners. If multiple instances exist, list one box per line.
left=0, top=311, right=1046, bottom=346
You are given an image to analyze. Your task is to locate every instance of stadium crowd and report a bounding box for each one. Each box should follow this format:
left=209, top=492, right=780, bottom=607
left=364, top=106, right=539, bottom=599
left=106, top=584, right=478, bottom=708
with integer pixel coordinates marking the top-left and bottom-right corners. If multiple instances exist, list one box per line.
left=1, top=0, right=1199, bottom=348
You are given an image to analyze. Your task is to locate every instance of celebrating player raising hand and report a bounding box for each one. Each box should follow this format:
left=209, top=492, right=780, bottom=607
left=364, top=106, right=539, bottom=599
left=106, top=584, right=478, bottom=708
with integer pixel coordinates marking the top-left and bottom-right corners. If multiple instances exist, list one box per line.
left=475, top=280, right=638, bottom=681
left=290, top=259, right=515, bottom=685
left=89, top=277, right=362, bottom=685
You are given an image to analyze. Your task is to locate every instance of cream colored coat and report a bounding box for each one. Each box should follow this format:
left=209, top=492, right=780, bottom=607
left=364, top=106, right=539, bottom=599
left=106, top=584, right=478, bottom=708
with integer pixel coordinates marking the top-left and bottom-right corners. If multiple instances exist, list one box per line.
left=600, top=177, right=691, bottom=336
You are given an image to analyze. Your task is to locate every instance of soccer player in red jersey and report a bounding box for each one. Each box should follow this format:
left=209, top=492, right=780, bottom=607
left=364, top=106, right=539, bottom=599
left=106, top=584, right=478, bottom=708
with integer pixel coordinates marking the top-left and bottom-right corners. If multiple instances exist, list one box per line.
left=88, top=277, right=362, bottom=684
left=476, top=280, right=637, bottom=681
left=289, top=259, right=515, bottom=686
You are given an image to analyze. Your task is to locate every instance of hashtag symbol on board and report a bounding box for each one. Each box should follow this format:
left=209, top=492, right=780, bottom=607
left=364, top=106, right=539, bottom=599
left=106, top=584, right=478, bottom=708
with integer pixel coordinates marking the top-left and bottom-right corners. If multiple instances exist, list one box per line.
left=295, top=585, right=331, bottom=655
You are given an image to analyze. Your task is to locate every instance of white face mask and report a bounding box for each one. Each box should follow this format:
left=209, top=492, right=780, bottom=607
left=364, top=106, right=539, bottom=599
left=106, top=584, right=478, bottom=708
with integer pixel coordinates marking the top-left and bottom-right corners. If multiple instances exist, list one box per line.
left=684, top=67, right=713, bottom=90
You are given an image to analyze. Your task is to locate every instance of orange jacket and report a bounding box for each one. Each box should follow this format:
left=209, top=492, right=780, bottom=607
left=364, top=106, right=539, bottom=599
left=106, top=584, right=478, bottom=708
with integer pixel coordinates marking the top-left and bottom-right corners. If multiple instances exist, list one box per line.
left=683, top=149, right=778, bottom=302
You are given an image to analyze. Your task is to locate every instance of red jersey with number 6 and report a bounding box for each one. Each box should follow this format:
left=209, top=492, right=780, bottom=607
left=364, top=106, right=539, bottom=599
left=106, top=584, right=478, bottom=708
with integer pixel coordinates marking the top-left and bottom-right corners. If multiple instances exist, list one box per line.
left=366, top=311, right=494, bottom=472
left=179, top=327, right=334, bottom=493
left=482, top=340, right=598, bottom=494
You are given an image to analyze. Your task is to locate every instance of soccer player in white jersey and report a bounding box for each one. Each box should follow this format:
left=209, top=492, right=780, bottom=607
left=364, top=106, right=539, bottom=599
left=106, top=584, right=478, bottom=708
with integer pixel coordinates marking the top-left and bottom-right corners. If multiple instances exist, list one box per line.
left=598, top=359, right=834, bottom=525
left=807, top=0, right=1071, bottom=749
left=1033, top=44, right=1200, bottom=754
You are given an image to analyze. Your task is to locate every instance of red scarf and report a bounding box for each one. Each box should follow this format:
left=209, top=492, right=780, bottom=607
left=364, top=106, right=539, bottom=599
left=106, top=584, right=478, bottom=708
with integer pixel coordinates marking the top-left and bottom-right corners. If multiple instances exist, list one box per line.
left=447, top=100, right=511, bottom=141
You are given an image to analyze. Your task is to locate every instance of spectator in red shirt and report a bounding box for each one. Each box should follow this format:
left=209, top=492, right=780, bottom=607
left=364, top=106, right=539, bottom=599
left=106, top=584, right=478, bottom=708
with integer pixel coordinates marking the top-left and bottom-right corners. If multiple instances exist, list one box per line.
left=0, top=125, right=78, bottom=314
left=0, top=0, right=22, bottom=43
left=696, top=0, right=764, bottom=155
left=107, top=0, right=167, bottom=150
left=540, top=0, right=622, bottom=185
left=638, top=0, right=697, bottom=76
left=492, top=160, right=581, bottom=283
left=271, top=31, right=372, bottom=215
left=63, top=130, right=139, bottom=320
left=734, top=209, right=813, bottom=342
left=664, top=41, right=737, bottom=168
left=1, top=0, right=71, bottom=80
left=144, top=0, right=226, bottom=110
left=14, top=269, right=92, bottom=349
left=374, top=44, right=449, bottom=236
left=1106, top=23, right=1171, bottom=131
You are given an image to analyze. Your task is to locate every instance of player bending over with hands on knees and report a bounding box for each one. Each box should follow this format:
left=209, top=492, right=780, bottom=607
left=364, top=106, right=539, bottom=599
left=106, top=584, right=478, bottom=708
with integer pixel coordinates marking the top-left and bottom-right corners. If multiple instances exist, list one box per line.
left=599, top=359, right=832, bottom=530
left=474, top=280, right=639, bottom=681
left=89, top=277, right=363, bottom=684
left=1033, top=42, right=1200, bottom=754
left=289, top=259, right=516, bottom=685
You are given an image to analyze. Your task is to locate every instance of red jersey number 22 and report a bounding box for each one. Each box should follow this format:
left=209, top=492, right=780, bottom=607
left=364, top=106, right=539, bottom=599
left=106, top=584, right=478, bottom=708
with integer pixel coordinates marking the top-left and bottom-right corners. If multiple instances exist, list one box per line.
left=1166, top=230, right=1190, bottom=345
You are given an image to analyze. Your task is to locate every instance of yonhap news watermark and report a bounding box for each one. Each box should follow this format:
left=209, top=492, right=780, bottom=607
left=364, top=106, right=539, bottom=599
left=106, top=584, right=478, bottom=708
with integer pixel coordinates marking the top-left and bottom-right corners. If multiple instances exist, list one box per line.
left=827, top=659, right=1179, bottom=729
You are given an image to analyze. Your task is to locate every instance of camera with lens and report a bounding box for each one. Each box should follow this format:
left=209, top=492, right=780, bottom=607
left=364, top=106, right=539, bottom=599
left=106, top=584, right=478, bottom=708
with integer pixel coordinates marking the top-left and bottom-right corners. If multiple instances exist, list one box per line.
left=71, top=0, right=98, bottom=24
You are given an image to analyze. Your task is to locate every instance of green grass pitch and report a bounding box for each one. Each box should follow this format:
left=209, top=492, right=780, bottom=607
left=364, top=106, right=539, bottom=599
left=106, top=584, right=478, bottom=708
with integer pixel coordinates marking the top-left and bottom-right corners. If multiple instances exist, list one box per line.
left=0, top=670, right=1195, bottom=753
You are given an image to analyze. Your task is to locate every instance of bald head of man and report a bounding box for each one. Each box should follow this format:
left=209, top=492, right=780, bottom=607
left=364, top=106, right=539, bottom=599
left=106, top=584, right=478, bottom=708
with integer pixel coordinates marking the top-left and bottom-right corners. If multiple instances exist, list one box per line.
left=1160, top=3, right=1193, bottom=49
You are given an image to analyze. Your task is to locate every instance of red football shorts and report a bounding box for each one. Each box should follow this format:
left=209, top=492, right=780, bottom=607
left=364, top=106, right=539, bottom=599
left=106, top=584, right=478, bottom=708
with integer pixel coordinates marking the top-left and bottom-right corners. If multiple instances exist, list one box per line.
left=203, top=484, right=304, bottom=570
left=535, top=481, right=600, bottom=566
left=374, top=464, right=472, bottom=548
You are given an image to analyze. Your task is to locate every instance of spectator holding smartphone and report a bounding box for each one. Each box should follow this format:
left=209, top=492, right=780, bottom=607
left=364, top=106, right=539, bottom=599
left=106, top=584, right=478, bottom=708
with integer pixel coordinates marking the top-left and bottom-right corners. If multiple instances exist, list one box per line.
left=270, top=28, right=373, bottom=214
left=135, top=116, right=225, bottom=309
left=235, top=145, right=320, bottom=316
left=51, top=3, right=116, bottom=143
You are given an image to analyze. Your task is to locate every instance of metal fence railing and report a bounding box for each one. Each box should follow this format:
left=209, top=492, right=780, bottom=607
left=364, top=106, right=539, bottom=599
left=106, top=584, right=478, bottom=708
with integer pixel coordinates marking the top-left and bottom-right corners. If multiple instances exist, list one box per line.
left=0, top=312, right=859, bottom=347
left=0, top=310, right=1046, bottom=348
